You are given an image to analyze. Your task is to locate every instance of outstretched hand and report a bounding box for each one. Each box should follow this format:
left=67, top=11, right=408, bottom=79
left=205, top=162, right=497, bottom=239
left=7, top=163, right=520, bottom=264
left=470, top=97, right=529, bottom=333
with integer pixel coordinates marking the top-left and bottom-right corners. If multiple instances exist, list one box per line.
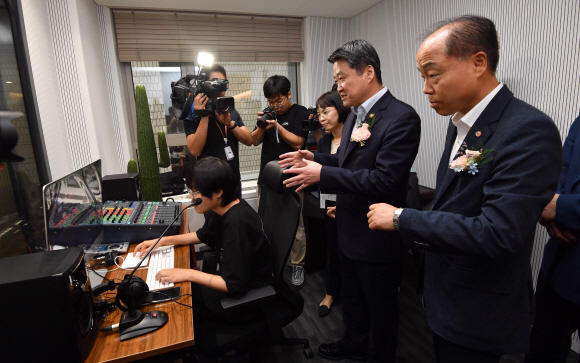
left=279, top=150, right=314, bottom=169
left=282, top=159, right=322, bottom=192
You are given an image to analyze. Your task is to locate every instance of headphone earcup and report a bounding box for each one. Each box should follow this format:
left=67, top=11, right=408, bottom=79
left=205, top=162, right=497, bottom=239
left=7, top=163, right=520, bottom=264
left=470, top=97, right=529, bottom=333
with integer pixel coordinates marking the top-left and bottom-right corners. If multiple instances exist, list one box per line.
left=115, top=276, right=150, bottom=311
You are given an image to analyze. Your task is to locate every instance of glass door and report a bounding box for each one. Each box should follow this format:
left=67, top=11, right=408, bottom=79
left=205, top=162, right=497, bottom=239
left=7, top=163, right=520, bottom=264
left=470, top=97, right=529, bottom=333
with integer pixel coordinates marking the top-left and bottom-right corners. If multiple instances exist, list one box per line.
left=0, top=0, right=47, bottom=258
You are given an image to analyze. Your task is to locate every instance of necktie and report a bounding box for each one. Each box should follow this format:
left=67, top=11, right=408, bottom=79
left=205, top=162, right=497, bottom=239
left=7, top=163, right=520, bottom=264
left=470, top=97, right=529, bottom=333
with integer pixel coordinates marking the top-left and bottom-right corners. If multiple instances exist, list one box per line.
left=356, top=109, right=365, bottom=127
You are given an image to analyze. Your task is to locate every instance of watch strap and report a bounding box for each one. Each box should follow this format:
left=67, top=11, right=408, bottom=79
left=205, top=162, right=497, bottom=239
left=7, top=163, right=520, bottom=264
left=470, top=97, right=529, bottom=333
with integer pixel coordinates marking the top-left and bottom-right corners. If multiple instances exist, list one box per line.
left=393, top=208, right=403, bottom=231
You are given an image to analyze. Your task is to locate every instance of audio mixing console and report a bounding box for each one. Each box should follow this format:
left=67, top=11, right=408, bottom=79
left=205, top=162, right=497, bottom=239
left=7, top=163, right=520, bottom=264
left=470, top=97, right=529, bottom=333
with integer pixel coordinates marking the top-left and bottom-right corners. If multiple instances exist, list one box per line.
left=102, top=201, right=182, bottom=243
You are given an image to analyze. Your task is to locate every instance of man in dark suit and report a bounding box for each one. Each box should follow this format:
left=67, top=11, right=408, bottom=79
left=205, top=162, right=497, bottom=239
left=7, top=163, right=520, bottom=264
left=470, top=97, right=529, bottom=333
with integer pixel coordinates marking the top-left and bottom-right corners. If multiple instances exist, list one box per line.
left=367, top=16, right=562, bottom=362
left=280, top=39, right=421, bottom=362
left=525, top=112, right=580, bottom=363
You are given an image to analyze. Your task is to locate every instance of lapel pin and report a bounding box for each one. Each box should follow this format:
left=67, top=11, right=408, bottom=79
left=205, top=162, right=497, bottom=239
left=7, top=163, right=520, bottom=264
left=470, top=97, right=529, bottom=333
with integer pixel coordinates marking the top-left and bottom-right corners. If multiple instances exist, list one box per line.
left=368, top=113, right=374, bottom=119
left=475, top=131, right=482, bottom=137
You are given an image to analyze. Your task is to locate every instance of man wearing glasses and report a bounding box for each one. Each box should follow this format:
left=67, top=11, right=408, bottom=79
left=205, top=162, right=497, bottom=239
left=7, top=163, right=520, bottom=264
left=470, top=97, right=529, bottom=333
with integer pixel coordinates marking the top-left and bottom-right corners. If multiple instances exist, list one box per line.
left=252, top=75, right=309, bottom=289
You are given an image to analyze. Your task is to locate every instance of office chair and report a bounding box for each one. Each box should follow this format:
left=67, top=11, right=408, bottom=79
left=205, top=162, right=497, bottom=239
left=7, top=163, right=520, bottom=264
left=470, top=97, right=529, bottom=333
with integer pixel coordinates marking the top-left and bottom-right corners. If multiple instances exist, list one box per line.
left=193, top=161, right=313, bottom=362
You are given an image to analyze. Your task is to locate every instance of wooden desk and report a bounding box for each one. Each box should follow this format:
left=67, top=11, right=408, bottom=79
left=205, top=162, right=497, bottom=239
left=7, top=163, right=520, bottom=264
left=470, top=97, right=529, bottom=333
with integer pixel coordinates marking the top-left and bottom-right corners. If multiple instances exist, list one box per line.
left=85, top=208, right=194, bottom=363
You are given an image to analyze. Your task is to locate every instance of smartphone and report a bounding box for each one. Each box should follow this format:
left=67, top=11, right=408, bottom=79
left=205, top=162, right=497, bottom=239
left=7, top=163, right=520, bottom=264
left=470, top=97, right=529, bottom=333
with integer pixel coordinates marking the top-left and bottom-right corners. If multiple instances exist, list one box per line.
left=142, top=286, right=181, bottom=306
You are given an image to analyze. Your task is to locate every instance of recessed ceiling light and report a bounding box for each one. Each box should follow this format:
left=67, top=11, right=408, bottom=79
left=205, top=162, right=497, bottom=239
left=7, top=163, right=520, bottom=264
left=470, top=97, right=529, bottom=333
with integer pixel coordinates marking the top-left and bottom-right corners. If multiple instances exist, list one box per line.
left=6, top=81, right=12, bottom=84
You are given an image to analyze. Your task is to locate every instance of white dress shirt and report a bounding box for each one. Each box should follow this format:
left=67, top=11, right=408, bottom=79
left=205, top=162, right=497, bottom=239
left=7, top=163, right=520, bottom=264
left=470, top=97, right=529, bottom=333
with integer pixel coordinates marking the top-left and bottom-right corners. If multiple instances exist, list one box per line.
left=449, top=83, right=504, bottom=162
left=351, top=87, right=388, bottom=138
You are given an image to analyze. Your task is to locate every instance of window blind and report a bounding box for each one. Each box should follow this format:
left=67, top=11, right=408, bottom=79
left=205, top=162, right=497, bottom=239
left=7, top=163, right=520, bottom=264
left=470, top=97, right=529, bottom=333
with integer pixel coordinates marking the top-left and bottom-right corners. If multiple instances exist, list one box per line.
left=112, top=10, right=304, bottom=62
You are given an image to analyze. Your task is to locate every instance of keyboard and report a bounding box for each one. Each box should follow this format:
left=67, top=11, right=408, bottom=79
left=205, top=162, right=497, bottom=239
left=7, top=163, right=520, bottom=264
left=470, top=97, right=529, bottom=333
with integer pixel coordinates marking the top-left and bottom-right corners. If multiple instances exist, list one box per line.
left=145, top=245, right=175, bottom=291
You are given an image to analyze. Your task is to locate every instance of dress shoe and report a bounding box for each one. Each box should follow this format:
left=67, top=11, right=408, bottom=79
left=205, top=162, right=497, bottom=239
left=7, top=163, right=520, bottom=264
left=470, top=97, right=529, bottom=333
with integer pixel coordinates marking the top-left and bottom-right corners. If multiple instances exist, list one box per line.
left=318, top=303, right=331, bottom=317
left=318, top=342, right=367, bottom=362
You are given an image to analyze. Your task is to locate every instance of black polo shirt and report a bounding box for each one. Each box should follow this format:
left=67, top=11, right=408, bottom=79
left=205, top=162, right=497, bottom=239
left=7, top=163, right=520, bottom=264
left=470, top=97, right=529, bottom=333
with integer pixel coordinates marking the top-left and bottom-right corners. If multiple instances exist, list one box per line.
left=257, top=104, right=308, bottom=183
left=184, top=108, right=245, bottom=181
left=195, top=199, right=273, bottom=298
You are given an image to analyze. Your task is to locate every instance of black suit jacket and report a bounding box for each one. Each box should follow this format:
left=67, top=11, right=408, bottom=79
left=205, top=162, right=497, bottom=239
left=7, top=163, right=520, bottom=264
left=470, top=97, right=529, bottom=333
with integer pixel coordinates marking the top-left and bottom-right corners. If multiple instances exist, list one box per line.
left=317, top=132, right=333, bottom=155
left=314, top=90, right=421, bottom=264
left=541, top=113, right=580, bottom=304
left=399, top=86, right=563, bottom=354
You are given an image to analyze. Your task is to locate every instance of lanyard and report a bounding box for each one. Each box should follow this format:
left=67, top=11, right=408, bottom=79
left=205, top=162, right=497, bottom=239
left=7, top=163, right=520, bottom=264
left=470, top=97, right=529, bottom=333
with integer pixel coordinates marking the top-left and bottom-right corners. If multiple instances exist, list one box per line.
left=213, top=117, right=228, bottom=145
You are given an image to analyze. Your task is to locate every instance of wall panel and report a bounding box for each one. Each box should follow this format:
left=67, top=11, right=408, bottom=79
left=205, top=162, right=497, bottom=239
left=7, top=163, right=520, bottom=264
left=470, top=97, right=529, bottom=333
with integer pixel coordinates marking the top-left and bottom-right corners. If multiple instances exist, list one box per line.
left=22, top=0, right=133, bottom=180
left=302, top=17, right=350, bottom=106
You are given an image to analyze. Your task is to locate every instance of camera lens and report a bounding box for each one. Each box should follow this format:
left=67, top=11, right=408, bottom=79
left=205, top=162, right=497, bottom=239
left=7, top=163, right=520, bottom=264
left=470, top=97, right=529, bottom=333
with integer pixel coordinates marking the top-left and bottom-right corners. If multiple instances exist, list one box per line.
left=257, top=107, right=276, bottom=129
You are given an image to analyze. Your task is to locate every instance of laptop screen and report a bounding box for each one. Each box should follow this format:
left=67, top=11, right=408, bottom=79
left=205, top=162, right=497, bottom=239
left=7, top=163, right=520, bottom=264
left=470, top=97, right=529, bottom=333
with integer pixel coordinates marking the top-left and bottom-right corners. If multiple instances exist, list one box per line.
left=42, top=160, right=104, bottom=259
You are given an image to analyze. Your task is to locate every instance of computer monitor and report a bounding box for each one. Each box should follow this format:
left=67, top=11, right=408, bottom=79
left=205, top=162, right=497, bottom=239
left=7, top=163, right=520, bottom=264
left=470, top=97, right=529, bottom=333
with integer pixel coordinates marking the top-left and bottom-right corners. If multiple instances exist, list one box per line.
left=42, top=160, right=104, bottom=259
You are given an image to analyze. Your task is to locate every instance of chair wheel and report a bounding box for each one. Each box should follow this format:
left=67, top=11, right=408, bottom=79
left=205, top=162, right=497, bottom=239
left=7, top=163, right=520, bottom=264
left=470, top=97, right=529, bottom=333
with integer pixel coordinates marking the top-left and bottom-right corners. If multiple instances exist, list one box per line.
left=303, top=346, right=314, bottom=358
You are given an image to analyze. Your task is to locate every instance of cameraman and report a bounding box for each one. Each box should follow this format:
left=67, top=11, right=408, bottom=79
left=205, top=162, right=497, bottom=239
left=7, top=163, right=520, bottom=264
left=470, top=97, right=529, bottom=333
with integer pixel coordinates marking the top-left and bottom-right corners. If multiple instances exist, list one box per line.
left=184, top=65, right=253, bottom=197
left=252, top=75, right=309, bottom=288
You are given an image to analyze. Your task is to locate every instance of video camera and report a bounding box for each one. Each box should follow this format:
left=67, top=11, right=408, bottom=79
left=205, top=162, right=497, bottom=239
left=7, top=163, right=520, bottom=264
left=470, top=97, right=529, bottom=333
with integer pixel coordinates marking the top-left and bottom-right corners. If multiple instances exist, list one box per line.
left=302, top=107, right=322, bottom=132
left=171, top=71, right=235, bottom=120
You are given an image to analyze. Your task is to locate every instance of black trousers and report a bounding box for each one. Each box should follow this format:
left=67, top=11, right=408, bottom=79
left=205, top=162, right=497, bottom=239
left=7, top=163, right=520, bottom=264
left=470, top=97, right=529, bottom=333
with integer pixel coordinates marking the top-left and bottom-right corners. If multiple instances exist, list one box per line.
left=433, top=333, right=501, bottom=363
left=338, top=248, right=400, bottom=362
left=324, top=216, right=340, bottom=297
left=524, top=269, right=580, bottom=363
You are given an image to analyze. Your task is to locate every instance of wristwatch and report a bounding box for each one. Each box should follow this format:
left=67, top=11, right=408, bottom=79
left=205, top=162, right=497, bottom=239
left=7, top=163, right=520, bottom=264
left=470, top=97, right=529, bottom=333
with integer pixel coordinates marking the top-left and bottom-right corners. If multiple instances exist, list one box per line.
left=393, top=208, right=404, bottom=231
left=228, top=121, right=238, bottom=130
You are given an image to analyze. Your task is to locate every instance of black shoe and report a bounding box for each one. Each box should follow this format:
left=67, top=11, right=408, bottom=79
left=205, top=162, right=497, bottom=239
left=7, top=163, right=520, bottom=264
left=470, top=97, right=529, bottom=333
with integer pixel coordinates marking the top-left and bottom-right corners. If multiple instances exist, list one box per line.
left=318, top=303, right=331, bottom=317
left=318, top=342, right=367, bottom=362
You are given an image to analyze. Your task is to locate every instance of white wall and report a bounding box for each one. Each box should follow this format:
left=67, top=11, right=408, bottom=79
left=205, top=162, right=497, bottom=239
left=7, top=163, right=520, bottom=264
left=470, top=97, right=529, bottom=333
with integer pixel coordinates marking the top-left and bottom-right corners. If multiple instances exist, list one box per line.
left=21, top=0, right=132, bottom=180
left=301, top=16, right=351, bottom=107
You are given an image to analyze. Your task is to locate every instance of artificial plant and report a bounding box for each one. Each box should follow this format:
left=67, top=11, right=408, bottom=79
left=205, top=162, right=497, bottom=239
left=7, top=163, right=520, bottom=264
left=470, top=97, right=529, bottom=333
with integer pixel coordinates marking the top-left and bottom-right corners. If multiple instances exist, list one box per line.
left=134, top=84, right=170, bottom=201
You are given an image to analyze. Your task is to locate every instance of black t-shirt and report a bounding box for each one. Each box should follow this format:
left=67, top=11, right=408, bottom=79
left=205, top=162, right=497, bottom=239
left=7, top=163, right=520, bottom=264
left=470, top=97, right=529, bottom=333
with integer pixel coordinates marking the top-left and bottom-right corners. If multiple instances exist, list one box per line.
left=257, top=104, right=308, bottom=183
left=184, top=108, right=245, bottom=181
left=196, top=200, right=273, bottom=298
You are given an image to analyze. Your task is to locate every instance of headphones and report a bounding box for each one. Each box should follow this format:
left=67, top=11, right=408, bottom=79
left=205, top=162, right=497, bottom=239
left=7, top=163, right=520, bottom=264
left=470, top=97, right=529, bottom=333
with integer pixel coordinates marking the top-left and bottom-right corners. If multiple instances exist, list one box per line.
left=114, top=276, right=150, bottom=311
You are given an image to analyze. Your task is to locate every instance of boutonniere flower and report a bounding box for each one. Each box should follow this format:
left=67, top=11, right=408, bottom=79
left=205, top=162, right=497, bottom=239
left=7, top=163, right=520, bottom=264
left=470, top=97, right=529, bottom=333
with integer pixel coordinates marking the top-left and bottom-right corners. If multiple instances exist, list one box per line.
left=449, top=142, right=494, bottom=175
left=351, top=113, right=378, bottom=146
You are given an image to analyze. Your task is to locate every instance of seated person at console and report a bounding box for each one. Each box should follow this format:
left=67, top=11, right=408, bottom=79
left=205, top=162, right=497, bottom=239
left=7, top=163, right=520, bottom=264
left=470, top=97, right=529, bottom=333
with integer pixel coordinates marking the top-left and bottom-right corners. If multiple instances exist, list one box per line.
left=133, top=157, right=273, bottom=322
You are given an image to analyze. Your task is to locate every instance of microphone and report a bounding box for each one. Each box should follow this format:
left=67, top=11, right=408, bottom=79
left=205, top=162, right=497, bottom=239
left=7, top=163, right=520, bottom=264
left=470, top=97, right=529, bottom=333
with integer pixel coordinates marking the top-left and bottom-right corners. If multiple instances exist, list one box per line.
left=115, top=198, right=202, bottom=340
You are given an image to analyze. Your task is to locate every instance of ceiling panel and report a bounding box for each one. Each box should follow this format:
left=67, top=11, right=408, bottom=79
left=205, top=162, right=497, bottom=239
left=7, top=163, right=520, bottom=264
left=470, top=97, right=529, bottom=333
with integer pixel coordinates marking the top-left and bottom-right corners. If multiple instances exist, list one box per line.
left=93, top=0, right=383, bottom=19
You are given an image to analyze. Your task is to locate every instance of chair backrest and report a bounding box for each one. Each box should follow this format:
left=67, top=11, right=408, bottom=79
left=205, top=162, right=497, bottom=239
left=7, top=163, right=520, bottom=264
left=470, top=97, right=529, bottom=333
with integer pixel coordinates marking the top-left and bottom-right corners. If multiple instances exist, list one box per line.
left=258, top=161, right=301, bottom=286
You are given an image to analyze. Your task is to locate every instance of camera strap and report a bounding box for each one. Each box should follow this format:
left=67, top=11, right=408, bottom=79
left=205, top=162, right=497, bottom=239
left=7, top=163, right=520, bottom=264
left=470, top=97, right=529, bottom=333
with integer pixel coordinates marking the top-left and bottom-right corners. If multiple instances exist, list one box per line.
left=214, top=118, right=235, bottom=161
left=275, top=114, right=280, bottom=143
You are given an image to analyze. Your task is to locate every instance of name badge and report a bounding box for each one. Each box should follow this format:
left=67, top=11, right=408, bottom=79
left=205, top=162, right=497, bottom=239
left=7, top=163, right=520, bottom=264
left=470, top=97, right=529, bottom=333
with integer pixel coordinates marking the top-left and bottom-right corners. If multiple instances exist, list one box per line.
left=224, top=146, right=235, bottom=161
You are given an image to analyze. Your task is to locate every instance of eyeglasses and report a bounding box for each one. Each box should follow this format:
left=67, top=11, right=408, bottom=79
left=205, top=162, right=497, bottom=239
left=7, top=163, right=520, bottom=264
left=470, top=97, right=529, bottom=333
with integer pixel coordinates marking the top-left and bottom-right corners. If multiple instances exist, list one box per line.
left=268, top=96, right=287, bottom=109
left=186, top=186, right=200, bottom=195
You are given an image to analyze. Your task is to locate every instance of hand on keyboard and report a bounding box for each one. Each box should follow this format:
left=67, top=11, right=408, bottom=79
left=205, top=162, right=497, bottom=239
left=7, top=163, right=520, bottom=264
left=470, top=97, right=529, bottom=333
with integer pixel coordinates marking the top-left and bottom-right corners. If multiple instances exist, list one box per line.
left=155, top=268, right=192, bottom=284
left=133, top=238, right=159, bottom=258
left=146, top=246, right=176, bottom=290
